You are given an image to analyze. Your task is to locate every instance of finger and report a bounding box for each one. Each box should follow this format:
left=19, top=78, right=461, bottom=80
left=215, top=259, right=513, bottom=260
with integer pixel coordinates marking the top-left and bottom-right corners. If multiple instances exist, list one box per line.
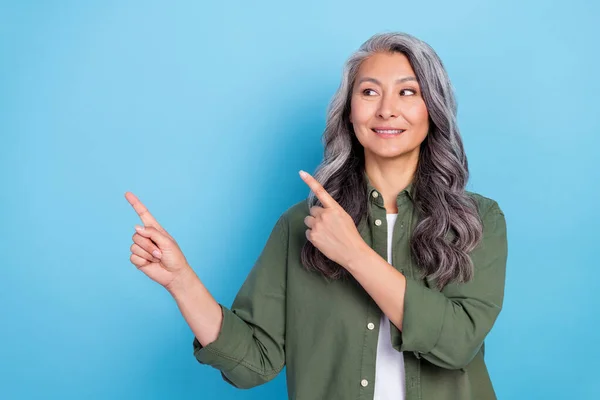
left=299, top=171, right=339, bottom=209
left=304, top=215, right=315, bottom=229
left=309, top=206, right=325, bottom=217
left=125, top=192, right=170, bottom=236
left=305, top=229, right=312, bottom=243
left=130, top=253, right=151, bottom=269
left=134, top=225, right=171, bottom=252
left=130, top=243, right=162, bottom=263
left=132, top=232, right=163, bottom=258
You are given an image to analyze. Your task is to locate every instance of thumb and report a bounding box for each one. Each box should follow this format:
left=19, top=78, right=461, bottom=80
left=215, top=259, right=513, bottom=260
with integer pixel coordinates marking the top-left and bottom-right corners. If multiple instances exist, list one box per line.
left=135, top=225, right=172, bottom=250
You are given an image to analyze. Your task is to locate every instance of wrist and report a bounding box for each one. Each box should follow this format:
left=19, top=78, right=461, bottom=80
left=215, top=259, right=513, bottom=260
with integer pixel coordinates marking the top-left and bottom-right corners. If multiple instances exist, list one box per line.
left=165, top=266, right=200, bottom=298
left=344, top=242, right=376, bottom=274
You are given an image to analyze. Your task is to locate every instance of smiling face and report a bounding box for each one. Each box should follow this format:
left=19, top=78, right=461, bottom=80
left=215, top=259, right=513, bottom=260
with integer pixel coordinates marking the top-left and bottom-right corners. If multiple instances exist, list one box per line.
left=349, top=51, right=430, bottom=162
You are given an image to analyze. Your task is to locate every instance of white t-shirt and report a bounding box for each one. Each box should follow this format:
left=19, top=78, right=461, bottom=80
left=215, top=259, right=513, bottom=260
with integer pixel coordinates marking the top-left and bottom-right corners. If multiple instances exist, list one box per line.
left=373, top=213, right=406, bottom=400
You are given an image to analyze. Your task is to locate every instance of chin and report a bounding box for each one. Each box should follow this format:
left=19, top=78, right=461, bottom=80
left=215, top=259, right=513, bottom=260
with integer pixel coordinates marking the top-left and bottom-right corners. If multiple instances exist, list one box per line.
left=368, top=148, right=409, bottom=159
left=365, top=142, right=421, bottom=158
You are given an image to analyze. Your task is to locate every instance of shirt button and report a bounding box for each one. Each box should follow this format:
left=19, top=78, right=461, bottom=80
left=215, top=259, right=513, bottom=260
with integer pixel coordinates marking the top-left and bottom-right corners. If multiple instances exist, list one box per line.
left=375, top=219, right=382, bottom=226
left=372, top=191, right=379, bottom=198
left=367, top=322, right=375, bottom=330
left=361, top=379, right=369, bottom=387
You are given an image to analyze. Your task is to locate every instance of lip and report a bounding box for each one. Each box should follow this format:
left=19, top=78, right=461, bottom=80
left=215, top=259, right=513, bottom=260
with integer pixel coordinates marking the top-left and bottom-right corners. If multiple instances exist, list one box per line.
left=371, top=127, right=406, bottom=138
left=372, top=127, right=407, bottom=130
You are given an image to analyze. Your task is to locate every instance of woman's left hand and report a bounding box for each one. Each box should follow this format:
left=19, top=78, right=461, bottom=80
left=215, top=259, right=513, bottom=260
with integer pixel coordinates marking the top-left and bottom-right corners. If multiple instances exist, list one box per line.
left=299, top=170, right=368, bottom=268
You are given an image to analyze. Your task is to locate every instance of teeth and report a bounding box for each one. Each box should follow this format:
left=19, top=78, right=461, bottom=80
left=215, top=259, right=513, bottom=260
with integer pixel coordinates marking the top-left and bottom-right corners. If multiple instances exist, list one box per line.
left=374, top=129, right=405, bottom=134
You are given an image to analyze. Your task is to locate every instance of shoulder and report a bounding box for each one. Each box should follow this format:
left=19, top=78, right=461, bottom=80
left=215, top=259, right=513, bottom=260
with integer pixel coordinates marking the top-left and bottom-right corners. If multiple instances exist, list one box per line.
left=271, top=199, right=311, bottom=249
left=464, top=189, right=507, bottom=245
left=465, top=189, right=504, bottom=219
left=281, top=198, right=310, bottom=226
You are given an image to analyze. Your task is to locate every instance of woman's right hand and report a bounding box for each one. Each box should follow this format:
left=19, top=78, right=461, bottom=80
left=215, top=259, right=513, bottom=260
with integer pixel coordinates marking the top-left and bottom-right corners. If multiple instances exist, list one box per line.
left=125, top=191, right=194, bottom=291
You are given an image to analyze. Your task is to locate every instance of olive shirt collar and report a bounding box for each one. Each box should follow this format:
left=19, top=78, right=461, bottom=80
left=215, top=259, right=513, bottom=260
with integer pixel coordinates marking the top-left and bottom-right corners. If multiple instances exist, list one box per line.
left=363, top=170, right=416, bottom=208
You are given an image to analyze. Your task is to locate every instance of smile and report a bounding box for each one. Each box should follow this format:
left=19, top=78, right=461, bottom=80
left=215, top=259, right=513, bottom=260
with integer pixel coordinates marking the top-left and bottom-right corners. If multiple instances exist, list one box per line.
left=372, top=128, right=406, bottom=137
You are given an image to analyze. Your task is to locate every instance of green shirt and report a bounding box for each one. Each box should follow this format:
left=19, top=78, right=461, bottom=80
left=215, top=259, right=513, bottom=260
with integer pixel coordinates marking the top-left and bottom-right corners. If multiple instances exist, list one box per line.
left=193, top=178, right=508, bottom=400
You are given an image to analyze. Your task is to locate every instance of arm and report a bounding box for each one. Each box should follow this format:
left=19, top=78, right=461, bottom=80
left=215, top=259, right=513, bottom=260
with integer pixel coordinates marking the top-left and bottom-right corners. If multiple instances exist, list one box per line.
left=346, top=201, right=508, bottom=370
left=188, top=213, right=289, bottom=388
left=168, top=269, right=224, bottom=348
left=345, top=245, right=407, bottom=330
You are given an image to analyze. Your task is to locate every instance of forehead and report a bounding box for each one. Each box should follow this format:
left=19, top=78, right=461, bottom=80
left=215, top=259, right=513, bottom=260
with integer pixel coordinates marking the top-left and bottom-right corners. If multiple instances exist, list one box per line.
left=356, top=52, right=416, bottom=81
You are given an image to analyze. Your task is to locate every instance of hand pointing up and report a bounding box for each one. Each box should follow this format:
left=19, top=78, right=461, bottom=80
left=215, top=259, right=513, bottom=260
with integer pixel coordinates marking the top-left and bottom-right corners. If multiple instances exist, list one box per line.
left=299, top=170, right=369, bottom=269
left=125, top=192, right=193, bottom=290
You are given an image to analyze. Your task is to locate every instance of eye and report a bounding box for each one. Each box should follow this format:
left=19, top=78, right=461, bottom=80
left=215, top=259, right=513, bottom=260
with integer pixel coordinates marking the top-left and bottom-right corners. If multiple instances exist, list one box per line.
left=400, top=88, right=417, bottom=96
left=362, top=88, right=377, bottom=96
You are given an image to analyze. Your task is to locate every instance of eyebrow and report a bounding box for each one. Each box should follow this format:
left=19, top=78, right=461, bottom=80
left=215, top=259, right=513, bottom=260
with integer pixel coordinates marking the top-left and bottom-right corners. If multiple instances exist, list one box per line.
left=357, top=76, right=418, bottom=85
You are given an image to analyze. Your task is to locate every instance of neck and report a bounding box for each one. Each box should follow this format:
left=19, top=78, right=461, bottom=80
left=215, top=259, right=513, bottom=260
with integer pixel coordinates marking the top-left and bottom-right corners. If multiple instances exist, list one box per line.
left=364, top=149, right=418, bottom=214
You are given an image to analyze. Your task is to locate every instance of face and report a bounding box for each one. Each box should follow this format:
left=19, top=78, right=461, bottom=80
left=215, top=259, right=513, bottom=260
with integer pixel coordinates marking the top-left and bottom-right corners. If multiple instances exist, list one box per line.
left=349, top=51, right=429, bottom=161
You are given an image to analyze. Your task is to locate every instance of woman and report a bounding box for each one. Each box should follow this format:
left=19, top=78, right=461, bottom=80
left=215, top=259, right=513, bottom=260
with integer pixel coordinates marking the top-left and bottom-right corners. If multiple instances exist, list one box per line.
left=126, top=31, right=508, bottom=400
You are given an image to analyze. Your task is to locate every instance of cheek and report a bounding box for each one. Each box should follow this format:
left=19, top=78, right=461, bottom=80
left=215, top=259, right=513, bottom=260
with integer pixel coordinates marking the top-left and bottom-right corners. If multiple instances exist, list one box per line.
left=407, top=100, right=429, bottom=126
left=350, top=98, right=376, bottom=125
left=409, top=102, right=430, bottom=143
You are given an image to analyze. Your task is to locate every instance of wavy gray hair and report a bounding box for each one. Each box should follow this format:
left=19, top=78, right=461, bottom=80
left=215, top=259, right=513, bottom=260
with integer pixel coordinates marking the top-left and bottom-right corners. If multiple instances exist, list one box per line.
left=300, top=31, right=484, bottom=290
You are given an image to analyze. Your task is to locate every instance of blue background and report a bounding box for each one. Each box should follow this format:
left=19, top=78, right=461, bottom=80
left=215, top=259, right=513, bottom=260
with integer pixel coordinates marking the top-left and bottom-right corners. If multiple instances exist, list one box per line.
left=1, top=1, right=598, bottom=399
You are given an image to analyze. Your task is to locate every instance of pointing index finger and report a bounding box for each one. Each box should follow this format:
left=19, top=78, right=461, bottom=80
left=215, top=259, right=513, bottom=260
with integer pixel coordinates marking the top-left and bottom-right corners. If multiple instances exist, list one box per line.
left=124, top=192, right=167, bottom=233
left=299, top=170, right=339, bottom=209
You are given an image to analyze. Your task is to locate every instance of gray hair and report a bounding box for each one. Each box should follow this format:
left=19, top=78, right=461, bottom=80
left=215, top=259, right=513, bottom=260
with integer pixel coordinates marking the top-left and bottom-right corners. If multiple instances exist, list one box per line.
left=300, top=31, right=484, bottom=290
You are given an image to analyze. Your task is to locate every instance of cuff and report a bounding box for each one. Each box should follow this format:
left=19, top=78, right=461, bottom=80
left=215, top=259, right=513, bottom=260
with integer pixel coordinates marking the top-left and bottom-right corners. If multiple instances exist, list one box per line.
left=399, top=276, right=447, bottom=355
left=192, top=304, right=250, bottom=372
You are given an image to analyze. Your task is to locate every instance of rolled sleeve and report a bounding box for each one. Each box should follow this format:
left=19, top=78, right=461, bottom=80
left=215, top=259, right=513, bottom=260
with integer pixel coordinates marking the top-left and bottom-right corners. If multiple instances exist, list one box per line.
left=193, top=304, right=253, bottom=372
left=400, top=277, right=448, bottom=354
left=397, top=201, right=508, bottom=370
left=192, top=212, right=289, bottom=388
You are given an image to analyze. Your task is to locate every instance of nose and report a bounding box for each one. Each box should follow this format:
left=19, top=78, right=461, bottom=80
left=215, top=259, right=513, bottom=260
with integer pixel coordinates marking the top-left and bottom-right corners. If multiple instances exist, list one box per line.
left=377, top=92, right=400, bottom=119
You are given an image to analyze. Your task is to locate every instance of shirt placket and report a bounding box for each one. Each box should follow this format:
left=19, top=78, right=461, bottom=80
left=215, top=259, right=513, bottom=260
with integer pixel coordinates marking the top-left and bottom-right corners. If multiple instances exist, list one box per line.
left=393, top=194, right=422, bottom=399
left=357, top=189, right=387, bottom=399
left=358, top=187, right=422, bottom=400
